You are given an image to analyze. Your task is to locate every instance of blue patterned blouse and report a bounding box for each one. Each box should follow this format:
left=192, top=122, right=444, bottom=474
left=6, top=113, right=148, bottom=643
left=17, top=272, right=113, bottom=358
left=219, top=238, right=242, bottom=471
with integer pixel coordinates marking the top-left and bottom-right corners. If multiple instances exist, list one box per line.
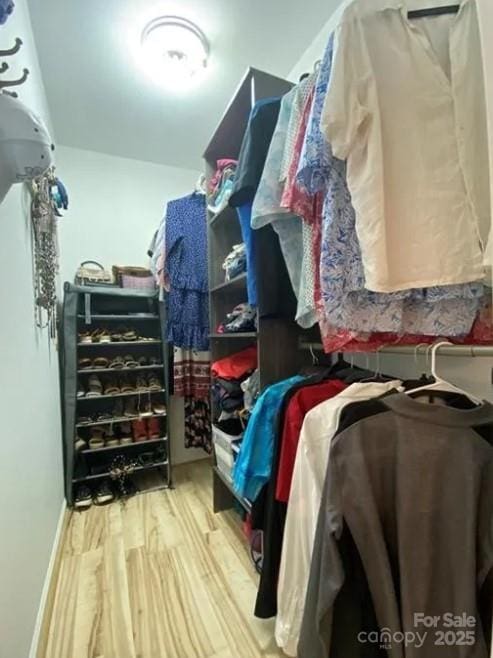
left=296, top=35, right=483, bottom=336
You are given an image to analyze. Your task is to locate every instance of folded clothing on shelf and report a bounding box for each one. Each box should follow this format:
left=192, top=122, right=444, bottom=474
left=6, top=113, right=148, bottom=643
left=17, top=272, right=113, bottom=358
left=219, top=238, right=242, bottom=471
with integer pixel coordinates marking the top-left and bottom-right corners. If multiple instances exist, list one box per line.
left=211, top=345, right=258, bottom=381
left=212, top=377, right=245, bottom=413
left=207, top=159, right=238, bottom=215
left=216, top=303, right=257, bottom=334
left=222, top=243, right=247, bottom=281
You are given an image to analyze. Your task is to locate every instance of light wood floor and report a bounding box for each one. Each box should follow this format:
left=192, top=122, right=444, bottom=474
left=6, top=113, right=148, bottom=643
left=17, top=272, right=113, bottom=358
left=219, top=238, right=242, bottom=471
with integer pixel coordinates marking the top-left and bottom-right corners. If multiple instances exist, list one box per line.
left=39, top=460, right=283, bottom=658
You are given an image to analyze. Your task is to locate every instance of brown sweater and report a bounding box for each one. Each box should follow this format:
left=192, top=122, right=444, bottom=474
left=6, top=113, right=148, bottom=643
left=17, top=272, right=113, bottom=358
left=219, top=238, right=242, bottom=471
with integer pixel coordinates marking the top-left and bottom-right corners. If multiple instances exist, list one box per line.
left=298, top=393, right=493, bottom=658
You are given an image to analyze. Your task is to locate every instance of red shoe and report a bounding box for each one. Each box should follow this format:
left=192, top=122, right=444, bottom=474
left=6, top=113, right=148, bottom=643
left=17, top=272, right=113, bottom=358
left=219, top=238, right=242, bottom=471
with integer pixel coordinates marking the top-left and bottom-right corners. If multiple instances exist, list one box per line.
left=132, top=419, right=147, bottom=442
left=147, top=417, right=161, bottom=439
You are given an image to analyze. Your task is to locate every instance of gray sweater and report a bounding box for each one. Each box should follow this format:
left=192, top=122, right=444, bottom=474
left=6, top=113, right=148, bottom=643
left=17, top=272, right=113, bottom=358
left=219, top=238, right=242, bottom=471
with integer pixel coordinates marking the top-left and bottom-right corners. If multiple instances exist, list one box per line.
left=298, top=393, right=493, bottom=658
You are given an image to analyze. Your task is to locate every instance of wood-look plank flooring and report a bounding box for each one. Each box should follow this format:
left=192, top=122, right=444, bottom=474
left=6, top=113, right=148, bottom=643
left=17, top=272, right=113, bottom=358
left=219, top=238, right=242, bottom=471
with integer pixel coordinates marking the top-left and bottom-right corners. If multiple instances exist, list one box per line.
left=39, top=461, right=283, bottom=658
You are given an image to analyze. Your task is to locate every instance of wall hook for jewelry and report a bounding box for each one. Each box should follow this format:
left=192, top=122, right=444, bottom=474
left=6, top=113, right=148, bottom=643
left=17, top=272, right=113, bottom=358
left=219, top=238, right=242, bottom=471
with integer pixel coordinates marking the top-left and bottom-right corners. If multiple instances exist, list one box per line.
left=0, top=68, right=29, bottom=89
left=0, top=37, right=23, bottom=58
left=0, top=62, right=8, bottom=74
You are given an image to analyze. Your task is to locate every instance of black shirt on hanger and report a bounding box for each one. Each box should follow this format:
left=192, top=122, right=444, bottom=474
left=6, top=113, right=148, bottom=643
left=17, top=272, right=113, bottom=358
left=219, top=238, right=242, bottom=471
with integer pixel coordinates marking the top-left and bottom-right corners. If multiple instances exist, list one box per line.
left=229, top=97, right=281, bottom=208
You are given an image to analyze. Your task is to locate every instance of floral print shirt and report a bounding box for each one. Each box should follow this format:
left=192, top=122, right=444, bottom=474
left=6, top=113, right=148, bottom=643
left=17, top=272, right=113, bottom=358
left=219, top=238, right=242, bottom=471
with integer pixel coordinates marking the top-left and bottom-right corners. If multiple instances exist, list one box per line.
left=295, top=35, right=483, bottom=339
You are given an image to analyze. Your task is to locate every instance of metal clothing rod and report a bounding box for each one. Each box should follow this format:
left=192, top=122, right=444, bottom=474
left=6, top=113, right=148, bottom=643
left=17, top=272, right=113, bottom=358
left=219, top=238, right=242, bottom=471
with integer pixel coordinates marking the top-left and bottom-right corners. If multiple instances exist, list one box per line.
left=408, top=4, right=459, bottom=19
left=299, top=341, right=493, bottom=358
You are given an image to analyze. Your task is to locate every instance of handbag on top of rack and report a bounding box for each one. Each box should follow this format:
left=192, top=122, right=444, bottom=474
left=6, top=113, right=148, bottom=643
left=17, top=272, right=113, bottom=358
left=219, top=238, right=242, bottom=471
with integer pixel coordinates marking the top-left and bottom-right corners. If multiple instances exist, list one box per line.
left=74, top=261, right=114, bottom=287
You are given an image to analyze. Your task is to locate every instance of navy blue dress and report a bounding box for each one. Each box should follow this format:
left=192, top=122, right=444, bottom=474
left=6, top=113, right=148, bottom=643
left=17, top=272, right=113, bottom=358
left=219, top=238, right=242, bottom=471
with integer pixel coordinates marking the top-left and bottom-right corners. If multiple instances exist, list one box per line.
left=164, top=192, right=209, bottom=351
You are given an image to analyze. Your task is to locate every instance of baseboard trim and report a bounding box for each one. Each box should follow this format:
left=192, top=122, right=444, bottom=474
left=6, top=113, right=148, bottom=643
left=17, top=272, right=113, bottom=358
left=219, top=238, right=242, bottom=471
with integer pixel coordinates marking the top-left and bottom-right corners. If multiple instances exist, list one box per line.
left=29, top=499, right=70, bottom=658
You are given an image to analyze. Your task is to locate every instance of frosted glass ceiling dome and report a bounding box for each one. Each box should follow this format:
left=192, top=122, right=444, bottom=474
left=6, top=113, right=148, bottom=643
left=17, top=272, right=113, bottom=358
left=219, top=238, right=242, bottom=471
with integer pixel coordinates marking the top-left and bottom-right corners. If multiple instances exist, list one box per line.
left=141, top=16, right=210, bottom=88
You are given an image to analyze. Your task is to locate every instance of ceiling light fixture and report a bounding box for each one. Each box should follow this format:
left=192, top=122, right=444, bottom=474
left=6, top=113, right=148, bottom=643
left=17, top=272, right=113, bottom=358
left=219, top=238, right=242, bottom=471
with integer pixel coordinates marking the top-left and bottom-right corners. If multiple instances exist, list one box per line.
left=141, top=16, right=210, bottom=88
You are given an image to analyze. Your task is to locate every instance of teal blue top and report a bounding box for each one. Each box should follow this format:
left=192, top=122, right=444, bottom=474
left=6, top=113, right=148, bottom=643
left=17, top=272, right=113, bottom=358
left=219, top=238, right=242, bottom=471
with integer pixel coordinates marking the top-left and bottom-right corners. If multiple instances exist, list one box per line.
left=233, top=375, right=304, bottom=502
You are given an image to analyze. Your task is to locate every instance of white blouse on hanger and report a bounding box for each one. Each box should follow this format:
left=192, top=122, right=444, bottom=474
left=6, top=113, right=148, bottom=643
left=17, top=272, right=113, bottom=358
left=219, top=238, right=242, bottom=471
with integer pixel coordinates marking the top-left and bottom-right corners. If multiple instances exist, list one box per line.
left=321, top=0, right=490, bottom=293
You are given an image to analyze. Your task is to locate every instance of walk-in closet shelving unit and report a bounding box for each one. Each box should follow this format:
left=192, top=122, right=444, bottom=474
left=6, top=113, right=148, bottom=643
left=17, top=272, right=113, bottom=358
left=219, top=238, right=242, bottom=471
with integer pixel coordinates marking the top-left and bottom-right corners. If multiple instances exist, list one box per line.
left=204, top=68, right=304, bottom=514
left=61, top=283, right=172, bottom=506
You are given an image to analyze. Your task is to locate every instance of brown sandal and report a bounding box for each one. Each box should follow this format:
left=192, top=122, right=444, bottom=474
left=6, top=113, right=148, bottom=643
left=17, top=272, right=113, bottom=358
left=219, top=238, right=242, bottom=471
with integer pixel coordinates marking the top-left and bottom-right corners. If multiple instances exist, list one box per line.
left=86, top=374, right=103, bottom=397
left=89, top=428, right=105, bottom=449
left=123, top=354, right=138, bottom=368
left=109, top=355, right=125, bottom=369
left=148, top=375, right=162, bottom=392
left=136, top=375, right=149, bottom=392
left=103, top=378, right=120, bottom=395
left=93, top=357, right=109, bottom=369
left=119, top=376, right=135, bottom=393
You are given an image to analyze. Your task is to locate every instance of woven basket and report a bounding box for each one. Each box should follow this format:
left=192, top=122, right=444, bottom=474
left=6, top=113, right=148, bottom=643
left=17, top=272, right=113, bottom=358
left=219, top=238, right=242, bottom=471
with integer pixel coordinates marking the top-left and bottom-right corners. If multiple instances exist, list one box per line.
left=112, top=266, right=155, bottom=290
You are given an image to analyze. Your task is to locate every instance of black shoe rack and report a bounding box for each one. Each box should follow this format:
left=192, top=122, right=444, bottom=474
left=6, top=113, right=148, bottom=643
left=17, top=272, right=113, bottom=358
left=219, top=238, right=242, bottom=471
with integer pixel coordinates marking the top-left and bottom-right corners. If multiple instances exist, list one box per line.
left=61, top=283, right=172, bottom=506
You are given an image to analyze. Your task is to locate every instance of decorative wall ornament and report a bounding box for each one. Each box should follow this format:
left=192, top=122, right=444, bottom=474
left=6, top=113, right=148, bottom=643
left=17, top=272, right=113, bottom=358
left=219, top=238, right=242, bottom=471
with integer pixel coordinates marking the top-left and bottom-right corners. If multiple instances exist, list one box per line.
left=28, top=168, right=60, bottom=337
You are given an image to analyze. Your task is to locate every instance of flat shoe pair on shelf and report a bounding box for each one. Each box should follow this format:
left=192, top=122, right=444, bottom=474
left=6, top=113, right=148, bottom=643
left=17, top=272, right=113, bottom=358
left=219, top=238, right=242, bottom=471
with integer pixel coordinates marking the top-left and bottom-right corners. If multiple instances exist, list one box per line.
left=79, top=374, right=162, bottom=397
left=78, top=328, right=139, bottom=344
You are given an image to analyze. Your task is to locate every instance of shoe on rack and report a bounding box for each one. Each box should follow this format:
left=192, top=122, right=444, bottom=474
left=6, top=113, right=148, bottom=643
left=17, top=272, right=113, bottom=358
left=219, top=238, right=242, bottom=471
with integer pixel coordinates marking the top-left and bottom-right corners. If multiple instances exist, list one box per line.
left=109, top=355, right=125, bottom=369
left=74, top=485, right=92, bottom=510
left=123, top=354, right=138, bottom=368
left=147, top=417, right=161, bottom=439
left=93, top=480, right=114, bottom=505
left=140, top=400, right=153, bottom=418
left=132, top=418, right=148, bottom=442
left=78, top=331, right=92, bottom=344
left=119, top=420, right=132, bottom=438
left=89, top=428, right=105, bottom=450
left=154, top=444, right=168, bottom=463
left=77, top=381, right=85, bottom=398
left=152, top=401, right=166, bottom=415
left=120, top=375, right=136, bottom=393
left=86, top=374, right=103, bottom=397
left=74, top=436, right=87, bottom=453
left=113, top=399, right=124, bottom=418
left=93, top=357, right=110, bottom=369
left=103, top=377, right=120, bottom=396
left=136, top=375, right=149, bottom=392
left=78, top=358, right=92, bottom=370
left=124, top=398, right=137, bottom=417
left=147, top=374, right=162, bottom=392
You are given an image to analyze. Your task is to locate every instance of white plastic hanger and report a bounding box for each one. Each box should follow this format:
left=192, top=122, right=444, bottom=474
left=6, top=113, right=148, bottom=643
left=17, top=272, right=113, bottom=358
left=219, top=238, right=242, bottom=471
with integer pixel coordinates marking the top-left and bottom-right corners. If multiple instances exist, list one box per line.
left=405, top=341, right=482, bottom=405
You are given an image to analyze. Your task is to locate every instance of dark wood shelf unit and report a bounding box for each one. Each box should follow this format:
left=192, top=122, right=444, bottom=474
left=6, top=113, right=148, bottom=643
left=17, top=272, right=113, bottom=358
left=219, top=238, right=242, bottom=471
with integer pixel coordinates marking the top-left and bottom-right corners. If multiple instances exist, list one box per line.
left=61, top=283, right=173, bottom=506
left=210, top=272, right=247, bottom=293
left=205, top=68, right=306, bottom=516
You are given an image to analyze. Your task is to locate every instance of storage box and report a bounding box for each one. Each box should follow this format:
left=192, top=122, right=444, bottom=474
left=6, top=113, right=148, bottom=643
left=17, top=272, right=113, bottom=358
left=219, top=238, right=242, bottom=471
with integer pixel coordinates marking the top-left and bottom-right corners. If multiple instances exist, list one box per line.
left=212, top=424, right=243, bottom=481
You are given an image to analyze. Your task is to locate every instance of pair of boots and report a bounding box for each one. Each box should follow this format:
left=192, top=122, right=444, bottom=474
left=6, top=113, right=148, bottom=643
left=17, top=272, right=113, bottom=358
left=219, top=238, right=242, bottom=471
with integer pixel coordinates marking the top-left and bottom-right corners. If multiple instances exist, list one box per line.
left=132, top=417, right=161, bottom=442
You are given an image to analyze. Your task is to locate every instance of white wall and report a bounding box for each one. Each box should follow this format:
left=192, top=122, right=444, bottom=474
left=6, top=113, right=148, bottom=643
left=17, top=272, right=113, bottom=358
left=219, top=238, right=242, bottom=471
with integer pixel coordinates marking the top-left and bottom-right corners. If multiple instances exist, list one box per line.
left=0, top=2, right=64, bottom=658
left=288, top=0, right=347, bottom=81
left=55, top=145, right=200, bottom=284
